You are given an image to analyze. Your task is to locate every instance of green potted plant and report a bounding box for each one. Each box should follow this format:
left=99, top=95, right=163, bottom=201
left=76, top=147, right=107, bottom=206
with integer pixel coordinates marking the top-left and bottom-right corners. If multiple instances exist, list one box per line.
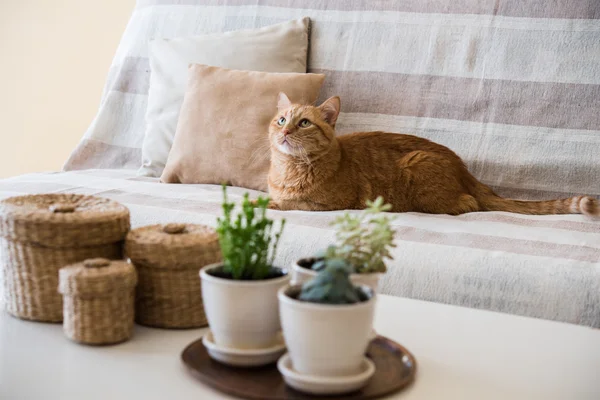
left=278, top=264, right=376, bottom=394
left=200, top=186, right=288, bottom=351
left=292, top=197, right=396, bottom=291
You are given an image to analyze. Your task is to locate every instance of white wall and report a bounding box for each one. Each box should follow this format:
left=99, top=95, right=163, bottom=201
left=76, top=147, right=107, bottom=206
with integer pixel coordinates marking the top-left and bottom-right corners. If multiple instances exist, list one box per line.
left=0, top=0, right=135, bottom=178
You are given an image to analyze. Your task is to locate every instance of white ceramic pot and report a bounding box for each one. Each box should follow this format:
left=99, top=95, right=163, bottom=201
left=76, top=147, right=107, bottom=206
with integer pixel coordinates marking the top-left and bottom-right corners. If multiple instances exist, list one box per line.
left=292, top=259, right=382, bottom=292
left=200, top=263, right=290, bottom=349
left=278, top=284, right=376, bottom=377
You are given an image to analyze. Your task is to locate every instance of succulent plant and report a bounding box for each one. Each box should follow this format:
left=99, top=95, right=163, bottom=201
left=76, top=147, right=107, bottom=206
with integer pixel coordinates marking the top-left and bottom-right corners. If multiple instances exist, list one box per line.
left=311, top=197, right=396, bottom=274
left=298, top=262, right=369, bottom=304
left=216, top=185, right=285, bottom=280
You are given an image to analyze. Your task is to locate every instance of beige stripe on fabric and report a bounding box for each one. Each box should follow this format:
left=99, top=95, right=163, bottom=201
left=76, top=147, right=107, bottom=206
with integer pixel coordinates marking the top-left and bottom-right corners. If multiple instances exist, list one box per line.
left=136, top=0, right=600, bottom=19
left=393, top=226, right=599, bottom=263
left=63, top=139, right=141, bottom=171
left=313, top=69, right=600, bottom=130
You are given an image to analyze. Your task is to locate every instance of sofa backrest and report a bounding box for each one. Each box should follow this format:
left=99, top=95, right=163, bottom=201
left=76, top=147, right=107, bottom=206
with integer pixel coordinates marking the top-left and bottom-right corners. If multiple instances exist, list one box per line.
left=65, top=0, right=600, bottom=199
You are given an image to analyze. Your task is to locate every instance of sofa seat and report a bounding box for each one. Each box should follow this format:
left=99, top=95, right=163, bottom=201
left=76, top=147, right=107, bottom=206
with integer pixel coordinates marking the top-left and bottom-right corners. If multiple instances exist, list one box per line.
left=1, top=169, right=598, bottom=327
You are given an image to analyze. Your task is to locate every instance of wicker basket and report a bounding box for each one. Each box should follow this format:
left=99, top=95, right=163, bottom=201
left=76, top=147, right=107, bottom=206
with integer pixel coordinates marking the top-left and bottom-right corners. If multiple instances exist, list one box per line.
left=125, top=223, right=222, bottom=328
left=0, top=194, right=130, bottom=322
left=59, top=258, right=137, bottom=345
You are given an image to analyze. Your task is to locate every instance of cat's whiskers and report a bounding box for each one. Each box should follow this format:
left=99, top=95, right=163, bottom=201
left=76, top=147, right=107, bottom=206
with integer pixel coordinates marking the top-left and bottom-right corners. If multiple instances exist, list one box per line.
left=248, top=139, right=271, bottom=165
left=283, top=138, right=313, bottom=169
left=284, top=137, right=304, bottom=155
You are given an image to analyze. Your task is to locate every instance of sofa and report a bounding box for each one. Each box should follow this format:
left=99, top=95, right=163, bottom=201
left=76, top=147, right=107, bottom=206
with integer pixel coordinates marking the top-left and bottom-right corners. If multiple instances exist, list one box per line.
left=1, top=1, right=599, bottom=327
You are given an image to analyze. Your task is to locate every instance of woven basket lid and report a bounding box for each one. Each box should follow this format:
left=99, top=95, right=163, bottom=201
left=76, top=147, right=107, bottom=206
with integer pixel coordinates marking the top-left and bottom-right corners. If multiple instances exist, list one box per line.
left=125, top=223, right=221, bottom=269
left=0, top=194, right=130, bottom=248
left=59, top=258, right=137, bottom=298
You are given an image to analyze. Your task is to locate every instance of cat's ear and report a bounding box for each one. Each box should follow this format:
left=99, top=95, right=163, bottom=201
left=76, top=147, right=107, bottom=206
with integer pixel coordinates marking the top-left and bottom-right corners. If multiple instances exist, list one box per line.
left=318, top=96, right=341, bottom=127
left=277, top=92, right=292, bottom=110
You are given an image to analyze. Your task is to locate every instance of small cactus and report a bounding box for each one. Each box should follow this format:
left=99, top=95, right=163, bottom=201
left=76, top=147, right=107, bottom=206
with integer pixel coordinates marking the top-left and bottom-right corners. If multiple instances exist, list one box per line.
left=299, top=263, right=368, bottom=304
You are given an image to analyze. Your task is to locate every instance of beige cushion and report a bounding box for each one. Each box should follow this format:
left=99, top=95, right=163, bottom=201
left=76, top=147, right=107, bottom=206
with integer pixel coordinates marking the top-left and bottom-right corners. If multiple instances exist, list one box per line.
left=139, top=18, right=311, bottom=177
left=161, top=64, right=325, bottom=191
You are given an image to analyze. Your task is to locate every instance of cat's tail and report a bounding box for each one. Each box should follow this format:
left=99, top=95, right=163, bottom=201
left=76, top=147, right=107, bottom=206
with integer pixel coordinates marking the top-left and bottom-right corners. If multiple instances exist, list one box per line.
left=477, top=194, right=599, bottom=217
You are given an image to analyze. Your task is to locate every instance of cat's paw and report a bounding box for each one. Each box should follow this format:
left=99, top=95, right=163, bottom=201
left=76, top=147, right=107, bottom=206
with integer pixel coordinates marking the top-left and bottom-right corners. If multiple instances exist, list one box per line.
left=249, top=199, right=281, bottom=210
left=267, top=201, right=281, bottom=210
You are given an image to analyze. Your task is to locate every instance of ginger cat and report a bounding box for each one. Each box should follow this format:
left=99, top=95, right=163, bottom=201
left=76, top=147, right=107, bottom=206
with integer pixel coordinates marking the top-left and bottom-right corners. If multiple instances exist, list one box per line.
left=267, top=93, right=599, bottom=217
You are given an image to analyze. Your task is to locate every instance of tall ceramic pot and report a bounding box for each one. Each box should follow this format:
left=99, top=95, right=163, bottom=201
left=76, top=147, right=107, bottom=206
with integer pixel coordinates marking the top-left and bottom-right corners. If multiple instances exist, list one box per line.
left=200, top=263, right=289, bottom=349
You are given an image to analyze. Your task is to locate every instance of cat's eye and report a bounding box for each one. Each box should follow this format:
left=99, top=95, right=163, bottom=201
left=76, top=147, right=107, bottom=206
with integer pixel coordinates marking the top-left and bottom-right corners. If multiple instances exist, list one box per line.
left=277, top=117, right=286, bottom=126
left=299, top=119, right=311, bottom=128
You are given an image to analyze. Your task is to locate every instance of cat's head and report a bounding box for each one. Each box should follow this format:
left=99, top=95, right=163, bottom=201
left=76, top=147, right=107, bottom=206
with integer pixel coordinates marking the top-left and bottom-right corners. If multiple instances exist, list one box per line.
left=268, top=93, right=341, bottom=158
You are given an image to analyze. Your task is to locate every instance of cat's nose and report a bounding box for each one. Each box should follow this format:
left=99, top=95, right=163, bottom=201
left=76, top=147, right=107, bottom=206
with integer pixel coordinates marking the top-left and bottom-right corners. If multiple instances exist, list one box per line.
left=282, top=129, right=291, bottom=136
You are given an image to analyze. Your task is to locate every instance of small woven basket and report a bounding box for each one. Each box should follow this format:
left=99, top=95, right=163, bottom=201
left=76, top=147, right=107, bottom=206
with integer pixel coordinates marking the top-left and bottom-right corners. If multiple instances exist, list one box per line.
left=0, top=194, right=130, bottom=322
left=125, top=223, right=222, bottom=329
left=59, top=258, right=137, bottom=345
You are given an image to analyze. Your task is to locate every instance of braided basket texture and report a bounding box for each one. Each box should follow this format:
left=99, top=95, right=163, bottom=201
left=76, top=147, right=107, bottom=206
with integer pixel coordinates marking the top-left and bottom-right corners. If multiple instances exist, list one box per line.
left=59, top=258, right=137, bottom=345
left=0, top=194, right=130, bottom=322
left=126, top=223, right=221, bottom=328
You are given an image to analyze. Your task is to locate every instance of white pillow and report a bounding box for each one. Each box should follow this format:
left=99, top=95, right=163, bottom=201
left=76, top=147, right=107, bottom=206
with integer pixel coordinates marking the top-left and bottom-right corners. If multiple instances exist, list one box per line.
left=138, top=18, right=310, bottom=177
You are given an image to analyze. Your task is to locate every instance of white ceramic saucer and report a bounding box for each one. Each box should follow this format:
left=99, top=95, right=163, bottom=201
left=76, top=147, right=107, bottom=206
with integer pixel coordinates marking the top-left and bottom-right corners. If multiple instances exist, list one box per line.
left=202, top=330, right=286, bottom=367
left=277, top=353, right=376, bottom=395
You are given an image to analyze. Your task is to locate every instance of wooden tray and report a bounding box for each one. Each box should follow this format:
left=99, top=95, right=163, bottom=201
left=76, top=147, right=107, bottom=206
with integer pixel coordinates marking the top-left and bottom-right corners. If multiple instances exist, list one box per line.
left=181, top=335, right=417, bottom=399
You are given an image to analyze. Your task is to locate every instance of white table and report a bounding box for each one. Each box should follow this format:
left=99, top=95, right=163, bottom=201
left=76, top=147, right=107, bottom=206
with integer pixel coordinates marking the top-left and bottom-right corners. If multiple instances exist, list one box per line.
left=1, top=295, right=598, bottom=400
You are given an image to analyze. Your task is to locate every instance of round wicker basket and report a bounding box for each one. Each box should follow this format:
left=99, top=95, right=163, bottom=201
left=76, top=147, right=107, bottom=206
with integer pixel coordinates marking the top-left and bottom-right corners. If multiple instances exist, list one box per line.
left=0, top=194, right=130, bottom=322
left=59, top=258, right=137, bottom=345
left=125, top=223, right=222, bottom=329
